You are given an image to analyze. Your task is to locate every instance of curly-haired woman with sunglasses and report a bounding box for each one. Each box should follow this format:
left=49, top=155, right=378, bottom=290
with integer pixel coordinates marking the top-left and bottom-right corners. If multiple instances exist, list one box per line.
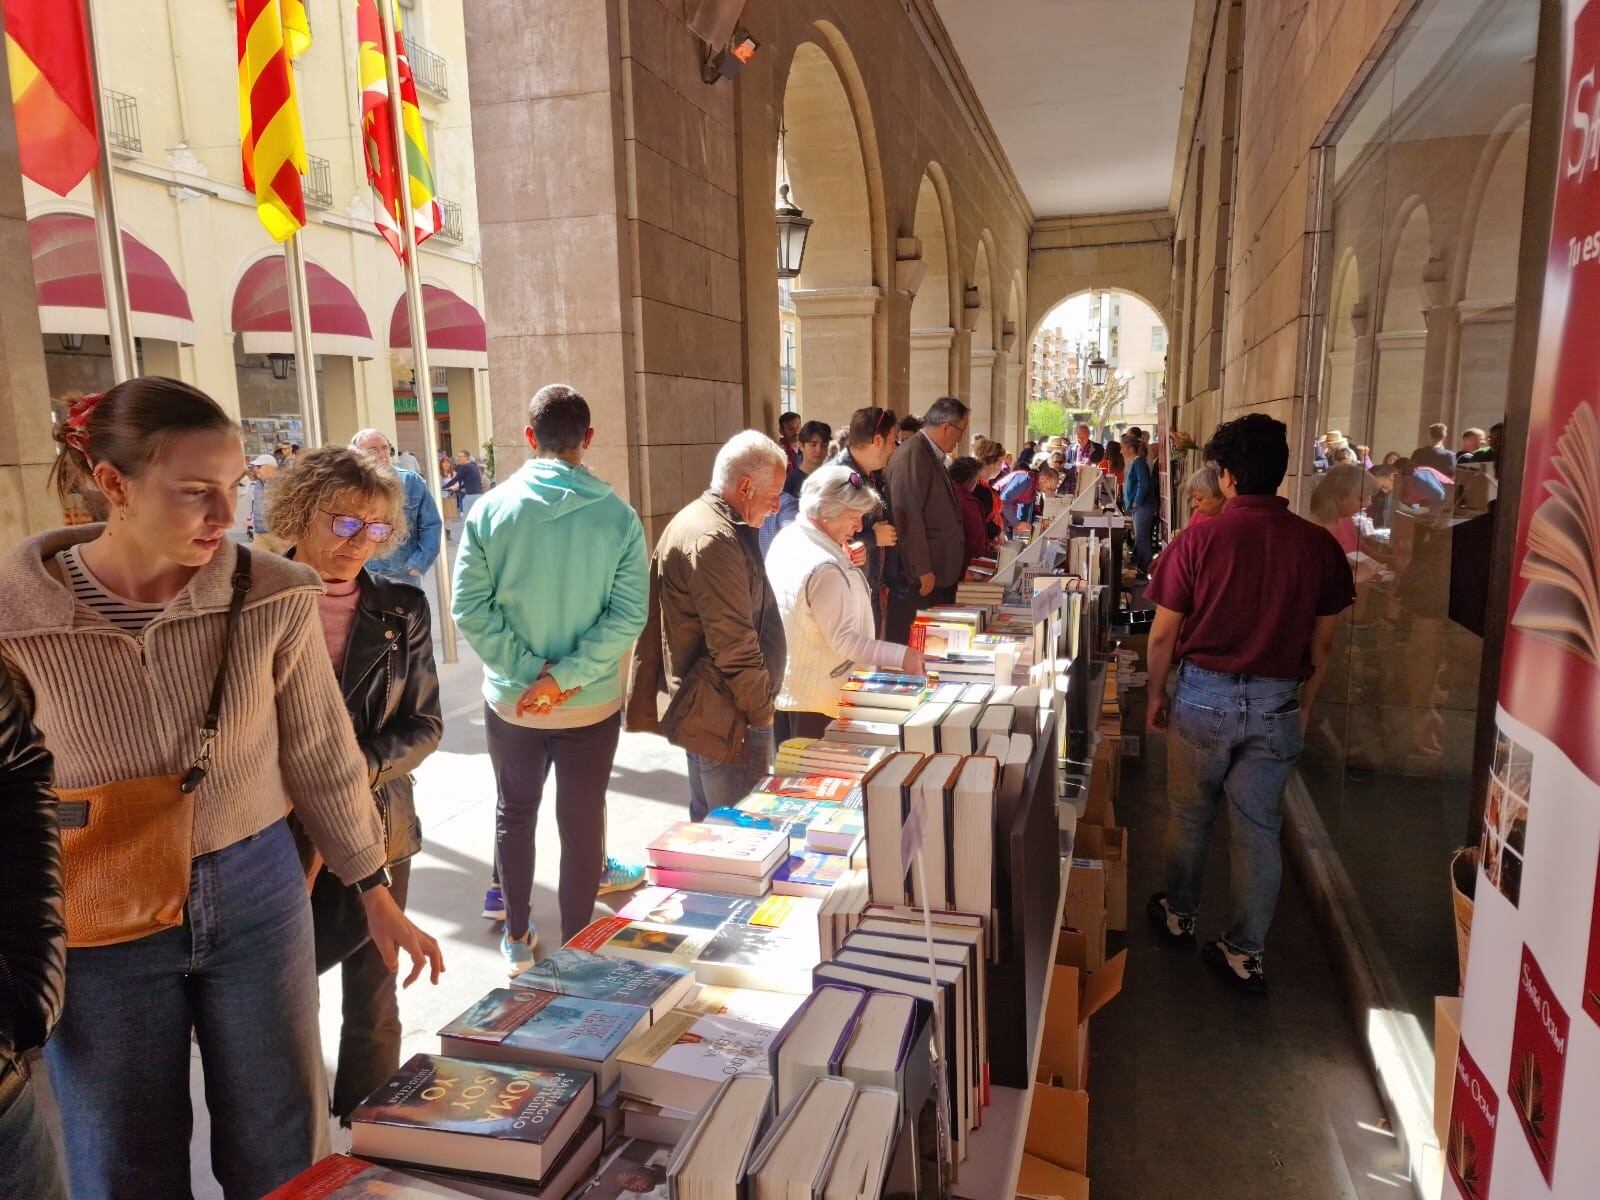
left=267, top=446, right=444, bottom=1121
left=766, top=466, right=924, bottom=741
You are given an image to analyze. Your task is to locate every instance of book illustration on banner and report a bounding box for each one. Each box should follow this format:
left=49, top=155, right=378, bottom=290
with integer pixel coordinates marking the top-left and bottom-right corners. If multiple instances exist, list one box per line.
left=1512, top=400, right=1600, bottom=666
left=348, top=1053, right=595, bottom=1181
left=1447, top=1040, right=1498, bottom=1200
left=1507, top=945, right=1567, bottom=1185
left=1479, top=722, right=1535, bottom=908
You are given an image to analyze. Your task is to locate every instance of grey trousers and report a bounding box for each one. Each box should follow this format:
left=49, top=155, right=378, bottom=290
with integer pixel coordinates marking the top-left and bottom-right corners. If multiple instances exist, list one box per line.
left=486, top=707, right=621, bottom=943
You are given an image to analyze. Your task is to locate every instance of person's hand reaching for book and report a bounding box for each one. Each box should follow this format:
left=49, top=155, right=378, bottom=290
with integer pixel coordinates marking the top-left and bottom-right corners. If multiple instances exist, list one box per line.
left=360, top=886, right=445, bottom=986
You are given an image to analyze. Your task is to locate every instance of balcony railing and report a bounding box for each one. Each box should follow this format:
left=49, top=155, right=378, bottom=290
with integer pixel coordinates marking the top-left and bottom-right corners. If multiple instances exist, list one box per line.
left=403, top=34, right=449, bottom=98
left=304, top=155, right=334, bottom=208
left=102, top=89, right=140, bottom=154
left=437, top=198, right=464, bottom=243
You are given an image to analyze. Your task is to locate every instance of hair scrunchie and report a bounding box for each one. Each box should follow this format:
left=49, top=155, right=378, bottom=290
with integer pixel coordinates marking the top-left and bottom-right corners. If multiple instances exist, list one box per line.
left=64, top=391, right=106, bottom=453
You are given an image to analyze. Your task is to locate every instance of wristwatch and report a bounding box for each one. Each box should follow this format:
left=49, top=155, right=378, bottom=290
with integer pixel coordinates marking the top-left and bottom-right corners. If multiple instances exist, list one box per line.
left=353, top=865, right=393, bottom=894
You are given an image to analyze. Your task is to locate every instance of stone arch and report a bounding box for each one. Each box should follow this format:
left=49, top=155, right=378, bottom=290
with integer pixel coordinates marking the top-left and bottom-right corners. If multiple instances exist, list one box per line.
left=1370, top=201, right=1433, bottom=459
left=773, top=23, right=887, bottom=432
left=908, top=166, right=957, bottom=412
left=1026, top=288, right=1169, bottom=444
left=1002, top=273, right=1025, bottom=448
left=1320, top=248, right=1365, bottom=443
left=1454, top=112, right=1531, bottom=440
left=1025, top=283, right=1170, bottom=350
left=966, top=236, right=998, bottom=443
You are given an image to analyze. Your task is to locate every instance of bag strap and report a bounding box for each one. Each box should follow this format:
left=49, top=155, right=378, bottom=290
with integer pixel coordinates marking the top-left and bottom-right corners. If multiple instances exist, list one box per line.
left=180, top=546, right=253, bottom=794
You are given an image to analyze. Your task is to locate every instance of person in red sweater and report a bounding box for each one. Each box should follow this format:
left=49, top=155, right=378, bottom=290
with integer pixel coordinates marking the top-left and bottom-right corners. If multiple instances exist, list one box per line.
left=948, top=456, right=990, bottom=572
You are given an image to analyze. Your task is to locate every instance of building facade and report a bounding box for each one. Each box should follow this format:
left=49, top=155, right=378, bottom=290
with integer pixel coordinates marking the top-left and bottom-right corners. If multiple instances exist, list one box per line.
left=23, top=0, right=488, bottom=480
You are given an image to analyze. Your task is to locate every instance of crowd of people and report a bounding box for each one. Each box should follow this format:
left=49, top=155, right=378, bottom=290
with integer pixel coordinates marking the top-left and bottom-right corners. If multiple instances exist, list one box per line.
left=1, top=368, right=1356, bottom=1197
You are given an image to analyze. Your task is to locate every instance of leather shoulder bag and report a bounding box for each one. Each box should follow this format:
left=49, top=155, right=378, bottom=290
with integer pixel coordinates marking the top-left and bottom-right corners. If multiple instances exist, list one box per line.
left=54, top=547, right=253, bottom=948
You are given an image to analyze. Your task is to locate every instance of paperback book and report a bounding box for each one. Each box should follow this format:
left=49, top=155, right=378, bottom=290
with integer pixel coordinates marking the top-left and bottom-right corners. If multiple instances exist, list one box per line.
left=618, top=1010, right=779, bottom=1111
left=512, top=949, right=696, bottom=1023
left=567, top=916, right=716, bottom=969
left=438, top=988, right=646, bottom=1091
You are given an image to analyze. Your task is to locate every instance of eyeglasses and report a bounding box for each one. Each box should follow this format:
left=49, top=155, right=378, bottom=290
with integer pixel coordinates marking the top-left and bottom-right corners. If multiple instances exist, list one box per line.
left=870, top=408, right=895, bottom=438
left=321, top=509, right=395, bottom=543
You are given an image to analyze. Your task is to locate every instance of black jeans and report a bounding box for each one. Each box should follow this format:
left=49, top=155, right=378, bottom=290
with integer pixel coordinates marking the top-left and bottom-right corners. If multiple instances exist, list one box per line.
left=324, top=858, right=410, bottom=1121
left=486, top=707, right=621, bottom=943
left=885, top=582, right=957, bottom=644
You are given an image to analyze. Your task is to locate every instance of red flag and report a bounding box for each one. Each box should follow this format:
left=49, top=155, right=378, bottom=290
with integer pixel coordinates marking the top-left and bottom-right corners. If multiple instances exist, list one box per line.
left=4, top=0, right=98, bottom=196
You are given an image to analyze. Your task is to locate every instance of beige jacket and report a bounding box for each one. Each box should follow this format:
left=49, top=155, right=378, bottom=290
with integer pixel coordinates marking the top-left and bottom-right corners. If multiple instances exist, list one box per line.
left=0, top=527, right=386, bottom=885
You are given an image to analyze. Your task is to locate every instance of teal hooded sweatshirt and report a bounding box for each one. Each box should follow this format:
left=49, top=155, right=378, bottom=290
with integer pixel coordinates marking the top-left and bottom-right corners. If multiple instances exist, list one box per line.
left=451, top=457, right=648, bottom=709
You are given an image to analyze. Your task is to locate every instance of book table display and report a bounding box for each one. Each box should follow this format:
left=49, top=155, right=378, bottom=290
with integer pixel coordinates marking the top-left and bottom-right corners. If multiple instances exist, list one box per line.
left=270, top=580, right=1125, bottom=1200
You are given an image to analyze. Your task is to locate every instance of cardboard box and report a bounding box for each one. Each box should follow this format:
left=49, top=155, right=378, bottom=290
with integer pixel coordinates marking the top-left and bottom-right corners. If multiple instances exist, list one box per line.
left=1434, top=995, right=1463, bottom=1147
left=1075, top=824, right=1128, bottom=932
left=1063, top=856, right=1106, bottom=936
left=1024, top=1083, right=1089, bottom=1175
left=1039, top=948, right=1125, bottom=1091
left=1085, top=741, right=1119, bottom=826
left=1017, top=1154, right=1090, bottom=1200
left=1059, top=913, right=1107, bottom=975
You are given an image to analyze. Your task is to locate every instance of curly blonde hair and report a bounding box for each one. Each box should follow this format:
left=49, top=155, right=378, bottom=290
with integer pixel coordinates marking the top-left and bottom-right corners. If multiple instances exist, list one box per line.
left=265, top=445, right=408, bottom=545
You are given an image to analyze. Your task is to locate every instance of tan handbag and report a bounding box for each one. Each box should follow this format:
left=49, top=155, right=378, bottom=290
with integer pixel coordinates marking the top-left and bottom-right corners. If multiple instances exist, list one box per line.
left=55, top=548, right=253, bottom=948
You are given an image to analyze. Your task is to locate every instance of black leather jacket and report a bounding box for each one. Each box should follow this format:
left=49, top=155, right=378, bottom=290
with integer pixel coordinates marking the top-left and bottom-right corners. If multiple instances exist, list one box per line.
left=337, top=570, right=443, bottom=866
left=0, top=668, right=63, bottom=1091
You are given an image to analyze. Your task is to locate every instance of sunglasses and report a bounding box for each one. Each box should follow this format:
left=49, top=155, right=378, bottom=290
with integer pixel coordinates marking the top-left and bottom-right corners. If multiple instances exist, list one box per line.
left=321, top=509, right=395, bottom=544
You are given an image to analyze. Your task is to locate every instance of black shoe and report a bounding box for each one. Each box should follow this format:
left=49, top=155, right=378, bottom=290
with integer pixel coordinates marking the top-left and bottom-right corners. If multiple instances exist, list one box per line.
left=1145, top=892, right=1196, bottom=946
left=1202, top=938, right=1268, bottom=995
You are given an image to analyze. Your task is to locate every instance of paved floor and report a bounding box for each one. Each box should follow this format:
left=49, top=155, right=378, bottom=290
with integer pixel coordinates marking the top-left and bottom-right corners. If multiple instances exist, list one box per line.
left=1085, top=673, right=1415, bottom=1198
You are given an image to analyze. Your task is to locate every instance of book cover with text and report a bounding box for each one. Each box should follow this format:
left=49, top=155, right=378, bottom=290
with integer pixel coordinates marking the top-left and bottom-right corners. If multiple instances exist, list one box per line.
left=1447, top=1041, right=1498, bottom=1200
left=1584, top=847, right=1600, bottom=1030
left=514, top=948, right=690, bottom=1014
left=352, top=1054, right=591, bottom=1144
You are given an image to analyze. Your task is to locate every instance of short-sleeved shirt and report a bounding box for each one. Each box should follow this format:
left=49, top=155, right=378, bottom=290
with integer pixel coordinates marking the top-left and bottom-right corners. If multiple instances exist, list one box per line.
left=1144, top=494, right=1356, bottom=680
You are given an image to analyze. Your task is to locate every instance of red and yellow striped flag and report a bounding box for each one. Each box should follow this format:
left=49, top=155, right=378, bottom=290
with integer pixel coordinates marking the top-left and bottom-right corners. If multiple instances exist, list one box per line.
left=237, top=0, right=310, bottom=242
left=356, top=0, right=441, bottom=262
left=4, top=0, right=97, bottom=196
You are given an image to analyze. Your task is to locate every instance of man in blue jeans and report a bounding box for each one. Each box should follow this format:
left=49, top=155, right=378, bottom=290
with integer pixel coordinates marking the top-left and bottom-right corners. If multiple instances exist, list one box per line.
left=1143, top=414, right=1355, bottom=993
left=352, top=429, right=442, bottom=585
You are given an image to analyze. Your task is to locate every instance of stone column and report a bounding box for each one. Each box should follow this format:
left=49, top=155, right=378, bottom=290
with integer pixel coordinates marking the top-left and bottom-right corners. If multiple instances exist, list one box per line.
left=446, top=366, right=482, bottom=462
left=909, top=326, right=954, bottom=417
left=969, top=348, right=998, bottom=443
left=321, top=357, right=361, bottom=448
left=1003, top=360, right=1025, bottom=451
left=791, top=286, right=880, bottom=433
left=0, top=50, right=62, bottom=549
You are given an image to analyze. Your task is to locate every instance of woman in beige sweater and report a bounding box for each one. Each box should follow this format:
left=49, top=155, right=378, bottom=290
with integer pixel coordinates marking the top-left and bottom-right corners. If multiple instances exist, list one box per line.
left=0, top=377, right=444, bottom=1199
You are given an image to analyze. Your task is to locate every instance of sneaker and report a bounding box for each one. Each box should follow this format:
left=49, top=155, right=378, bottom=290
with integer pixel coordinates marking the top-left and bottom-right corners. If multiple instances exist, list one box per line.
left=1145, top=892, right=1196, bottom=946
left=482, top=883, right=506, bottom=921
left=500, top=928, right=538, bottom=978
left=1202, top=938, right=1268, bottom=995
left=597, top=856, right=646, bottom=895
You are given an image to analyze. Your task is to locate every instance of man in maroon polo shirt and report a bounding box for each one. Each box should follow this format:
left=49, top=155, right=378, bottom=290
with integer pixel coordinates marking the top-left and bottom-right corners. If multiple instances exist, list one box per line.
left=1143, top=413, right=1355, bottom=994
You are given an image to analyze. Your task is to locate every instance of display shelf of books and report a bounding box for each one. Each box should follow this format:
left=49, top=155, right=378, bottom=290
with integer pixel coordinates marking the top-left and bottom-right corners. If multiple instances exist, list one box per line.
left=271, top=596, right=1108, bottom=1200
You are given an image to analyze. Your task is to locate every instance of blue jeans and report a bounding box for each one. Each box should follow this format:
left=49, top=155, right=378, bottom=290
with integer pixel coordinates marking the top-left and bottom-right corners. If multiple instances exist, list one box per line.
left=1131, top=501, right=1158, bottom=570
left=1163, top=663, right=1304, bottom=954
left=686, top=724, right=774, bottom=821
left=0, top=1065, right=67, bottom=1200
left=45, top=819, right=327, bottom=1199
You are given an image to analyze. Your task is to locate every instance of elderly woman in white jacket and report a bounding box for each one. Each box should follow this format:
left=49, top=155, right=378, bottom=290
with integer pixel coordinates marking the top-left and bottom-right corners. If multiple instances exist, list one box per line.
left=767, top=465, right=924, bottom=741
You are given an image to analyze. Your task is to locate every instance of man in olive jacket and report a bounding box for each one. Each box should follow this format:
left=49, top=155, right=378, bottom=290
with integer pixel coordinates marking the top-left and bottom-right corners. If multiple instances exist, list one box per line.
left=627, top=431, right=789, bottom=820
left=884, top=396, right=971, bottom=643
left=0, top=669, right=67, bottom=1200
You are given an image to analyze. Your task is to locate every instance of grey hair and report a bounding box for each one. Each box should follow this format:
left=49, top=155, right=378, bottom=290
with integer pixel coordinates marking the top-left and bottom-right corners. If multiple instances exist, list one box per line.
left=711, top=430, right=788, bottom=493
left=1186, top=464, right=1223, bottom=501
left=799, top=464, right=881, bottom=522
left=350, top=428, right=391, bottom=451
left=923, top=396, right=969, bottom=429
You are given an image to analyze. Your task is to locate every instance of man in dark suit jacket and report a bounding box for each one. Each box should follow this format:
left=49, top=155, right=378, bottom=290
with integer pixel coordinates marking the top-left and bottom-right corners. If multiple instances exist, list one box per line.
left=883, top=396, right=970, bottom=643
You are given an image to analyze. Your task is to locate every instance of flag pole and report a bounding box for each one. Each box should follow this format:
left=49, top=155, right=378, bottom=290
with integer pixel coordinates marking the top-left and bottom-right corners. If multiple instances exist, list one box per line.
left=81, top=0, right=135, bottom=382
left=283, top=233, right=323, bottom=447
left=376, top=0, right=457, bottom=663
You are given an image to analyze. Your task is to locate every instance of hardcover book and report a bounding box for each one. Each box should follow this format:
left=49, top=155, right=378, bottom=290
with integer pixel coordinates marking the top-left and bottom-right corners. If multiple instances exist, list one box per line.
left=1507, top=944, right=1567, bottom=1183
left=824, top=718, right=903, bottom=748
left=805, top=806, right=866, bottom=854
left=512, top=949, right=695, bottom=1024
left=838, top=679, right=928, bottom=711
left=618, top=1010, right=779, bottom=1111
left=647, top=821, right=789, bottom=877
left=438, top=988, right=646, bottom=1091
left=350, top=1054, right=595, bottom=1182
left=567, top=916, right=716, bottom=969
left=580, top=1137, right=676, bottom=1200
left=263, top=1156, right=463, bottom=1199
left=617, top=887, right=756, bottom=932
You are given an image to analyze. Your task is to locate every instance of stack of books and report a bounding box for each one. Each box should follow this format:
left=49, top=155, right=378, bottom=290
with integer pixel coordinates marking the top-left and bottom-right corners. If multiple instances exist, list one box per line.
left=837, top=675, right=928, bottom=726
left=775, top=737, right=887, bottom=780
left=644, top=821, right=790, bottom=897
left=348, top=1053, right=604, bottom=1198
